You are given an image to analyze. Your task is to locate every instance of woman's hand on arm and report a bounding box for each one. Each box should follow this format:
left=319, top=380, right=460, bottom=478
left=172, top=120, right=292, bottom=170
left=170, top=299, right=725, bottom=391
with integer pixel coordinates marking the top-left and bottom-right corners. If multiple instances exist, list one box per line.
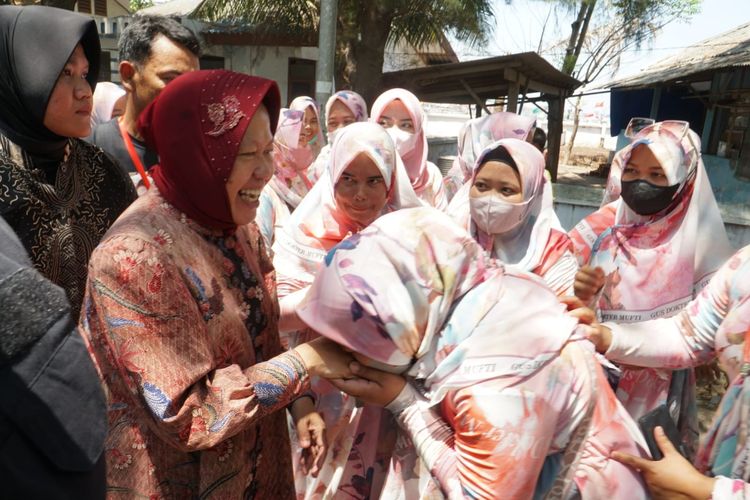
left=294, top=337, right=355, bottom=379
left=560, top=296, right=612, bottom=353
left=327, top=361, right=406, bottom=407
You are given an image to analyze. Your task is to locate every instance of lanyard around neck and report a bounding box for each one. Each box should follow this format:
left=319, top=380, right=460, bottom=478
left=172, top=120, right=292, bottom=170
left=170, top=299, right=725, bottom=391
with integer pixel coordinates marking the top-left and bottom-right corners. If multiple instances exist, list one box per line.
left=118, top=119, right=151, bottom=189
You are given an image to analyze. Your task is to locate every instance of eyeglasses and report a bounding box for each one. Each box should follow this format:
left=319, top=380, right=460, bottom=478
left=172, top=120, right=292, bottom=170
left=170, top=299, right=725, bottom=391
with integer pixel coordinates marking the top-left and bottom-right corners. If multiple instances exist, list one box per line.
left=626, top=118, right=699, bottom=175
left=624, top=117, right=655, bottom=138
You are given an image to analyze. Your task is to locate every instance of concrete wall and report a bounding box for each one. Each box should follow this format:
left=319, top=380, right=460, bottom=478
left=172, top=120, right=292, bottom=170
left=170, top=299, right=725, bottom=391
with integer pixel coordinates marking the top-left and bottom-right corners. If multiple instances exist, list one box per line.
left=551, top=181, right=750, bottom=249
left=197, top=43, right=319, bottom=105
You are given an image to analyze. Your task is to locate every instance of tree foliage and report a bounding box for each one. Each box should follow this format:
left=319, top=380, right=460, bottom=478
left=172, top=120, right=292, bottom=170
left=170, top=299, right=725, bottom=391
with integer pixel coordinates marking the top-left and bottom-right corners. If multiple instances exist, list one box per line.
left=129, top=0, right=154, bottom=12
left=193, top=0, right=495, bottom=102
left=541, top=0, right=700, bottom=75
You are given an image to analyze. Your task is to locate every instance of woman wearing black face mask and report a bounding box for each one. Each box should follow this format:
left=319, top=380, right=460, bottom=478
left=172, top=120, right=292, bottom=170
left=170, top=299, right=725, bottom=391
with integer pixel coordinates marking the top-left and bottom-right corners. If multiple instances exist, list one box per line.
left=567, top=121, right=733, bottom=460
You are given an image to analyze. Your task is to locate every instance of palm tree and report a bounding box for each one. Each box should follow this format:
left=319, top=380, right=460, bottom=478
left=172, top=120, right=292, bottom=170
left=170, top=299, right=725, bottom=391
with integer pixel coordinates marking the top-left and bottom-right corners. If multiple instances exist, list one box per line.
left=194, top=0, right=495, bottom=104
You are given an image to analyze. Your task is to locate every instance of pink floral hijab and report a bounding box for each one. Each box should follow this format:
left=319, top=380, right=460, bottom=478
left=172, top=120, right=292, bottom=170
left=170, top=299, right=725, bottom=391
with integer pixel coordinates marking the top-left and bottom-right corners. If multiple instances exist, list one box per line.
left=370, top=88, right=433, bottom=192
left=289, top=95, right=324, bottom=155
left=268, top=108, right=316, bottom=209
left=325, top=91, right=368, bottom=138
left=272, top=122, right=422, bottom=289
left=570, top=121, right=733, bottom=320
left=297, top=207, right=578, bottom=403
left=444, top=112, right=537, bottom=200
left=447, top=138, right=568, bottom=272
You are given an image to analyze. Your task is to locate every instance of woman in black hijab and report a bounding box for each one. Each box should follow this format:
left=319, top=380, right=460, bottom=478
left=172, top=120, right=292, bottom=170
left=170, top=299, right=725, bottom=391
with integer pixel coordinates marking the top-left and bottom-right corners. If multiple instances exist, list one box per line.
left=0, top=5, right=136, bottom=318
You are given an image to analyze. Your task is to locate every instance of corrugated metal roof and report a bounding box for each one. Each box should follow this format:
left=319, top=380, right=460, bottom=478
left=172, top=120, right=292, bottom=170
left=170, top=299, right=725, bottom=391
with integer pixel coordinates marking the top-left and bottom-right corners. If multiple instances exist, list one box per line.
left=380, top=52, right=581, bottom=104
left=604, top=21, right=750, bottom=89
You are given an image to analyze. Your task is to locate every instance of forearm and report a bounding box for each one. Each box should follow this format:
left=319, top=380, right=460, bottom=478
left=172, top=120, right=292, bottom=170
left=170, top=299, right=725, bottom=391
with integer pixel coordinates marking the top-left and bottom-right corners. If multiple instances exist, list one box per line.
left=278, top=287, right=310, bottom=333
left=605, top=307, right=718, bottom=369
left=387, top=384, right=464, bottom=499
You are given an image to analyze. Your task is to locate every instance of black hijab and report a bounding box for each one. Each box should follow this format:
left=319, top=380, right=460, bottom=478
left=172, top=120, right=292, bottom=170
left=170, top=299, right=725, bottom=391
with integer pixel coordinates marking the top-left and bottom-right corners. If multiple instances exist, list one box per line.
left=0, top=6, right=100, bottom=158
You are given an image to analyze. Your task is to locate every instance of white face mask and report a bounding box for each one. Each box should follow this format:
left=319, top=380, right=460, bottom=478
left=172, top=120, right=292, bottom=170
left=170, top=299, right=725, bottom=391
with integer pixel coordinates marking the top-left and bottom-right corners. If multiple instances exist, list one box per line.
left=386, top=126, right=418, bottom=156
left=327, top=127, right=341, bottom=144
left=469, top=194, right=531, bottom=235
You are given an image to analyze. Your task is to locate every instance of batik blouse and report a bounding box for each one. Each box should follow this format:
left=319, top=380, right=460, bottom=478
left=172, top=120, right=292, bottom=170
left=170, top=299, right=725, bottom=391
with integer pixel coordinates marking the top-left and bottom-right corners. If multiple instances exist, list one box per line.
left=80, top=189, right=310, bottom=499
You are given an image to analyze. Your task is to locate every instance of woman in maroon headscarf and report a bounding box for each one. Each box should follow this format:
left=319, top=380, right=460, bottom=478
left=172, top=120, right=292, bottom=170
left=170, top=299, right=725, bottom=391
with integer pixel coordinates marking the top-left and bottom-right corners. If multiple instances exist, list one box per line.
left=79, top=70, right=353, bottom=498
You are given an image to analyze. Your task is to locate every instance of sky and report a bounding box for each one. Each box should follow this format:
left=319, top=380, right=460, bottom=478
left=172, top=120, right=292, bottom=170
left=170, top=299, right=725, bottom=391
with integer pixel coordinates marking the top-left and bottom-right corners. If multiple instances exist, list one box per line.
left=455, top=0, right=750, bottom=91
left=448, top=0, right=750, bottom=117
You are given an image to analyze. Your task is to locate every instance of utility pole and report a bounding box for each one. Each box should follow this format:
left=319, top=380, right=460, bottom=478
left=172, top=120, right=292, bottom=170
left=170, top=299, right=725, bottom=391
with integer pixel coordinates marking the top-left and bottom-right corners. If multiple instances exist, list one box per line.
left=315, top=0, right=337, bottom=131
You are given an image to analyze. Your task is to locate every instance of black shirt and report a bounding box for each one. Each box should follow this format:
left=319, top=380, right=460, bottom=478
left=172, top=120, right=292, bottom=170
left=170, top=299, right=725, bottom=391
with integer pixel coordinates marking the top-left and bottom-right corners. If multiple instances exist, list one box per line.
left=88, top=118, right=158, bottom=175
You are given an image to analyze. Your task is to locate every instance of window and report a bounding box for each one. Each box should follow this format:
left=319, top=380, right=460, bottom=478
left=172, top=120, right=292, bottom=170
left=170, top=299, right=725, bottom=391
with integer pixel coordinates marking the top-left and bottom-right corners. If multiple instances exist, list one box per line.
left=112, top=21, right=118, bottom=35
left=287, top=58, right=316, bottom=102
left=199, top=55, right=225, bottom=70
left=98, top=51, right=112, bottom=83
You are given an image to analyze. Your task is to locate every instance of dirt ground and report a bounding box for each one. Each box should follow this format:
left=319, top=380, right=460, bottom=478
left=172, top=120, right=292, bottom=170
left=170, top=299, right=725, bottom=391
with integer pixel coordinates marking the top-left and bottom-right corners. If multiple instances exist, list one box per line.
left=696, top=365, right=728, bottom=436
left=555, top=146, right=612, bottom=188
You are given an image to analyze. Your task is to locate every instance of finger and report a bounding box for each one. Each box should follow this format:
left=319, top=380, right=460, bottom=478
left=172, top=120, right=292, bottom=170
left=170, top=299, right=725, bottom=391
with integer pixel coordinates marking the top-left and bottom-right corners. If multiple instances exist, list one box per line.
left=560, top=296, right=586, bottom=311
left=568, top=307, right=596, bottom=324
left=575, top=273, right=602, bottom=287
left=349, top=361, right=388, bottom=383
left=328, top=376, right=380, bottom=396
left=299, top=448, right=310, bottom=475
left=611, top=451, right=653, bottom=471
left=297, top=419, right=312, bottom=449
left=653, top=426, right=678, bottom=458
left=311, top=418, right=326, bottom=448
left=312, top=440, right=327, bottom=477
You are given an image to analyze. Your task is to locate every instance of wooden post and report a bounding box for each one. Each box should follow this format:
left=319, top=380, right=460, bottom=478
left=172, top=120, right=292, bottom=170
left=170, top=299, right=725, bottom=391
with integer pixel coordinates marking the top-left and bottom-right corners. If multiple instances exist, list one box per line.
left=649, top=86, right=662, bottom=120
left=460, top=78, right=491, bottom=115
left=507, top=81, right=520, bottom=113
left=546, top=94, right=563, bottom=182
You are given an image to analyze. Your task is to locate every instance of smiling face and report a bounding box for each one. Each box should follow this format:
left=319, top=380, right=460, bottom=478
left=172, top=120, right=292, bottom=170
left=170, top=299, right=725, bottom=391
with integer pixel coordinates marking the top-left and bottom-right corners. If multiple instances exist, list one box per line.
left=225, top=105, right=275, bottom=225
left=470, top=160, right=524, bottom=202
left=327, top=100, right=356, bottom=135
left=621, top=144, right=668, bottom=186
left=299, top=105, right=320, bottom=144
left=43, top=44, right=93, bottom=138
left=377, top=99, right=414, bottom=133
left=334, top=153, right=388, bottom=228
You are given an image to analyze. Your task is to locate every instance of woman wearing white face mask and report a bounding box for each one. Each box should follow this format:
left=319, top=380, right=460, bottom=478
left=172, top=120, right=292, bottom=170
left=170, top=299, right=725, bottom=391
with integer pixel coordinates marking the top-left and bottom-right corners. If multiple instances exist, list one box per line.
left=371, top=88, right=448, bottom=210
left=447, top=138, right=577, bottom=296
left=309, top=90, right=369, bottom=180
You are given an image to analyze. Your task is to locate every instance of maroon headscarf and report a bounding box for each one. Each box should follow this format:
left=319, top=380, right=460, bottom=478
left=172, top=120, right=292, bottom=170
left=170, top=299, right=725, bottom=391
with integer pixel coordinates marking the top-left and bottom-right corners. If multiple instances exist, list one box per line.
left=139, top=70, right=280, bottom=230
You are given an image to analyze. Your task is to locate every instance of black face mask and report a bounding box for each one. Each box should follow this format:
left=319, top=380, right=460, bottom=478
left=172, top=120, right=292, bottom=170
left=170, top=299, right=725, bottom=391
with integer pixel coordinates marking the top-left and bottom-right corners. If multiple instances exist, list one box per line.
left=620, top=179, right=680, bottom=216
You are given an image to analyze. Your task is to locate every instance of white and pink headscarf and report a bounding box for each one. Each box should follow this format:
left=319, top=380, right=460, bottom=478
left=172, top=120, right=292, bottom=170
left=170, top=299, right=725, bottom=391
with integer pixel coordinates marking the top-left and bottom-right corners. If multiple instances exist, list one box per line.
left=268, top=108, right=316, bottom=209
left=310, top=90, right=369, bottom=179
left=370, top=88, right=448, bottom=209
left=325, top=90, right=368, bottom=139
left=444, top=112, right=537, bottom=200
left=448, top=138, right=569, bottom=274
left=272, top=122, right=422, bottom=297
left=90, top=81, right=125, bottom=129
left=297, top=207, right=578, bottom=403
left=289, top=95, right=324, bottom=157
left=570, top=121, right=733, bottom=321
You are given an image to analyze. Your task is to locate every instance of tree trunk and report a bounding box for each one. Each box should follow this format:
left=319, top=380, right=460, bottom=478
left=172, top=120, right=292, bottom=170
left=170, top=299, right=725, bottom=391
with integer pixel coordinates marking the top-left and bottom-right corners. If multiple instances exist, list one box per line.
left=349, top=3, right=394, bottom=104
left=564, top=95, right=583, bottom=165
left=562, top=0, right=597, bottom=75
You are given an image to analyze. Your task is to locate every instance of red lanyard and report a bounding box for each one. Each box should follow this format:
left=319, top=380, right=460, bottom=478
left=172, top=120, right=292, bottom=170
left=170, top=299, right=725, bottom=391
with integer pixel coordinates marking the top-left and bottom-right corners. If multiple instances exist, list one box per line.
left=118, top=119, right=151, bottom=189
